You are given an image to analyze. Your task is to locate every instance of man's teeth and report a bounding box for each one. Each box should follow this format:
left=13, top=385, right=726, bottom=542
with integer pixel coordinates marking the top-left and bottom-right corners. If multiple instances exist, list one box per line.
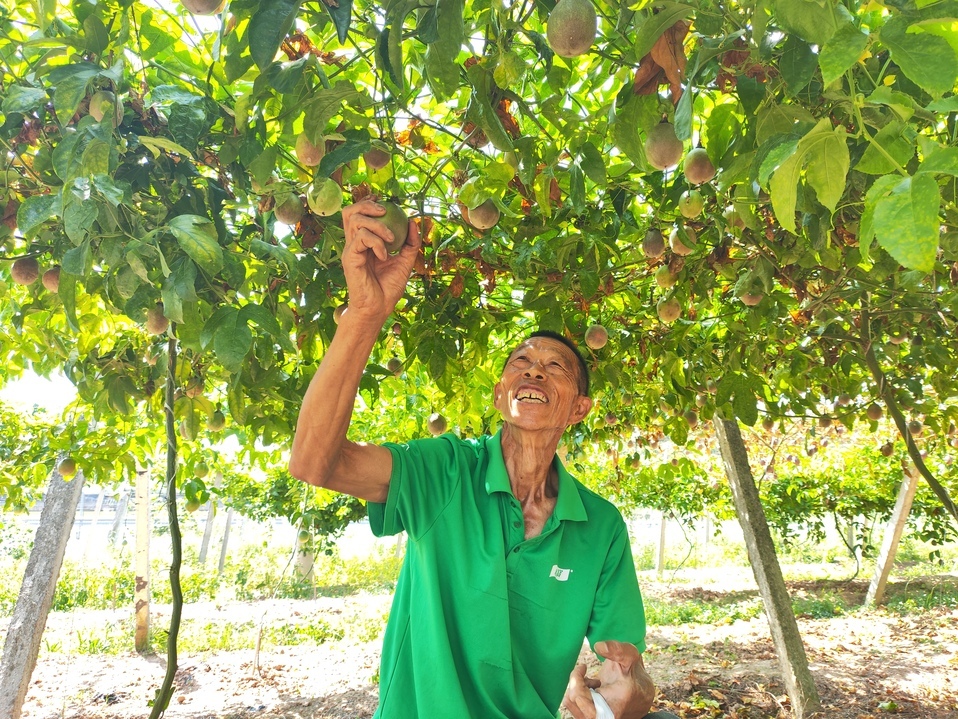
left=516, top=390, right=546, bottom=403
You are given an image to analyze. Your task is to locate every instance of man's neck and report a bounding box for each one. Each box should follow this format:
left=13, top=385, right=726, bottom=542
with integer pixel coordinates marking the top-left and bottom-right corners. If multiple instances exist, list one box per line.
left=499, top=424, right=562, bottom=502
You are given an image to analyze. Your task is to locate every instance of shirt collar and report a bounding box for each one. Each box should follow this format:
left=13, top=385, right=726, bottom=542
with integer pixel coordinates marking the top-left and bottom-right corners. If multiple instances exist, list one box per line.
left=484, top=430, right=588, bottom=522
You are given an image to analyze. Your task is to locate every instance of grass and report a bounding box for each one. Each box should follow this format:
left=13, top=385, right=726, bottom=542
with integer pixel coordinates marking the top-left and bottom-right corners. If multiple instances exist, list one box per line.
left=1, top=514, right=955, bottom=655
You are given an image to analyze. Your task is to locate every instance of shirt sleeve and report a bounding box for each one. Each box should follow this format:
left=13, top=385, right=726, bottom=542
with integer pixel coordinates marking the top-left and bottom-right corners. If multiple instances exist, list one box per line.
left=366, top=435, right=464, bottom=541
left=585, top=518, right=647, bottom=654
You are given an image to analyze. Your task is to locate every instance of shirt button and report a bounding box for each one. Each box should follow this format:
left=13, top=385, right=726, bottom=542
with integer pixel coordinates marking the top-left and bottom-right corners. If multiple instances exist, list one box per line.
left=513, top=521, right=522, bottom=528
left=513, top=547, right=520, bottom=553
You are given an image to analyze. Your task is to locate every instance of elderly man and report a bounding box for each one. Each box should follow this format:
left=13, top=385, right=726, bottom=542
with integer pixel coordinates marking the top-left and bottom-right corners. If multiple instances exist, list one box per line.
left=289, top=200, right=658, bottom=719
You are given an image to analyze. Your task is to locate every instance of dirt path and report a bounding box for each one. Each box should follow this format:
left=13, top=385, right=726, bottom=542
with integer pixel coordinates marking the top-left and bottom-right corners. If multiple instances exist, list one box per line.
left=12, top=582, right=958, bottom=719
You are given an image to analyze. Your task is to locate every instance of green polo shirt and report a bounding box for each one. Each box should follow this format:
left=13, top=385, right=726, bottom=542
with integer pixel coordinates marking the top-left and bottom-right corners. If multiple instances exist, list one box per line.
left=367, top=431, right=646, bottom=719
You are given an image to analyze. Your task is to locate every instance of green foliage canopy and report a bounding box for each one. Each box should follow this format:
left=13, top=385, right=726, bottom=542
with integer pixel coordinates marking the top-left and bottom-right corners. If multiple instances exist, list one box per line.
left=1, top=0, right=957, bottom=526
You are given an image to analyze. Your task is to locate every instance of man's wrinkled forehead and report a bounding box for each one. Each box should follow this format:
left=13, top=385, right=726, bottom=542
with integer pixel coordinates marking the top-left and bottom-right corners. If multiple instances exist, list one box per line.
left=506, top=336, right=578, bottom=366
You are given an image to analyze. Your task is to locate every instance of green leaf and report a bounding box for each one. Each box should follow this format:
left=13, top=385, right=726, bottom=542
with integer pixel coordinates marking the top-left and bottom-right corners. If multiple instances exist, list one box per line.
left=169, top=215, right=224, bottom=275
left=83, top=14, right=109, bottom=55
left=17, top=194, right=62, bottom=237
left=169, top=256, right=199, bottom=302
left=569, top=163, right=585, bottom=214
left=881, top=17, right=958, bottom=97
left=705, top=103, right=741, bottom=166
left=215, top=320, right=254, bottom=373
left=918, top=146, right=958, bottom=176
left=864, top=87, right=916, bottom=123
left=673, top=84, right=693, bottom=142
left=417, top=5, right=440, bottom=44
left=926, top=96, right=958, bottom=113
left=160, top=283, right=184, bottom=325
left=769, top=146, right=802, bottom=234
left=731, top=381, right=758, bottom=426
left=780, top=35, right=817, bottom=92
left=250, top=238, right=299, bottom=277
left=612, top=95, right=653, bottom=167
left=302, top=83, right=361, bottom=140
left=63, top=202, right=97, bottom=243
left=633, top=3, right=693, bottom=59
left=168, top=103, right=208, bottom=152
left=62, top=240, right=92, bottom=276
left=47, top=62, right=99, bottom=124
left=317, top=129, right=371, bottom=177
left=465, top=65, right=514, bottom=152
left=578, top=142, right=606, bottom=185
left=772, top=0, right=847, bottom=46
left=819, top=23, right=868, bottom=86
left=59, top=271, right=80, bottom=332
left=768, top=119, right=848, bottom=232
left=2, top=86, right=48, bottom=114
left=262, top=56, right=309, bottom=94
left=249, top=0, right=300, bottom=71
left=137, top=136, right=195, bottom=159
left=424, top=0, right=463, bottom=99
left=805, top=126, right=848, bottom=212
left=872, top=173, right=940, bottom=273
left=855, top=122, right=915, bottom=175
left=323, top=0, right=353, bottom=43
left=238, top=303, right=282, bottom=337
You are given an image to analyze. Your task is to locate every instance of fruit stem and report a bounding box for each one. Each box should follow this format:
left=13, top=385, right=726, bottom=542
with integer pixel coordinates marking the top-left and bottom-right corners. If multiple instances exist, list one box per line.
left=860, top=306, right=958, bottom=526
left=149, top=333, right=185, bottom=718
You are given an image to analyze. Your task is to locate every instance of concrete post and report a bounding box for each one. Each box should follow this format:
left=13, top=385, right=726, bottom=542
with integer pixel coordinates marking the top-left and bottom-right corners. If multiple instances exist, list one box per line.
left=714, top=417, right=822, bottom=719
left=198, top=499, right=216, bottom=565
left=0, top=468, right=85, bottom=719
left=866, top=469, right=919, bottom=606
left=218, top=508, right=234, bottom=574
left=109, top=489, right=130, bottom=547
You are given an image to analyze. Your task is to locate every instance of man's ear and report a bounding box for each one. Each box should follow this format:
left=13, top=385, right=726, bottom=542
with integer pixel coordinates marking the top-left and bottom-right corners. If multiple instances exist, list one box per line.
left=569, top=396, right=593, bottom=424
left=493, top=381, right=503, bottom=407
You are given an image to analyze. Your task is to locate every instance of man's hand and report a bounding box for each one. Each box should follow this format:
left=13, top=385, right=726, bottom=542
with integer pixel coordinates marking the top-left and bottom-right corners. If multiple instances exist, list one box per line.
left=341, top=199, right=421, bottom=323
left=562, top=641, right=655, bottom=719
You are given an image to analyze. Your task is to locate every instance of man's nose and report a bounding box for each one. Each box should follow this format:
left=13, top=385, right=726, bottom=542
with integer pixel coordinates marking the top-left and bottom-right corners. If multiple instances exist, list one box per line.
left=523, top=360, right=546, bottom=378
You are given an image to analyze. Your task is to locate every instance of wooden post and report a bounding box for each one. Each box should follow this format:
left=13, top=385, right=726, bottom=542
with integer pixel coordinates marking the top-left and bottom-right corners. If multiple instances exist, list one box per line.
left=134, top=470, right=151, bottom=653
left=218, top=508, right=234, bottom=574
left=656, top=512, right=667, bottom=575
left=866, top=468, right=919, bottom=606
left=109, top=489, right=130, bottom=547
left=198, top=499, right=216, bottom=565
left=714, top=417, right=822, bottom=719
left=0, top=467, right=85, bottom=719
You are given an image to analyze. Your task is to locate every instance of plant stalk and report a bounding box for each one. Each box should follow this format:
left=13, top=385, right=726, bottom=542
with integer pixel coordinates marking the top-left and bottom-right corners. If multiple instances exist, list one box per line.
left=149, top=333, right=184, bottom=718
left=860, top=309, right=958, bottom=526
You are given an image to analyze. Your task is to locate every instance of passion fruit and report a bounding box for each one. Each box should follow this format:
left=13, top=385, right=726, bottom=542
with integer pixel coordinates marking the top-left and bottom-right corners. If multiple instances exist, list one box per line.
left=11, top=257, right=40, bottom=286
left=380, top=202, right=409, bottom=254
left=546, top=0, right=598, bottom=58
left=644, top=122, right=684, bottom=171
left=683, top=147, right=717, bottom=185
left=584, top=323, right=609, bottom=350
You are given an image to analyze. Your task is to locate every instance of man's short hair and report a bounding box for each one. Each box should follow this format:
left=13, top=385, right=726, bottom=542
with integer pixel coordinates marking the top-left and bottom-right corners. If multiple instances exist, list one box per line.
left=506, top=330, right=591, bottom=397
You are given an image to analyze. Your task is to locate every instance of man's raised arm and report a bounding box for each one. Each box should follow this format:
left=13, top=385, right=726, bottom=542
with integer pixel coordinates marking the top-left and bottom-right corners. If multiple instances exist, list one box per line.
left=288, top=199, right=420, bottom=503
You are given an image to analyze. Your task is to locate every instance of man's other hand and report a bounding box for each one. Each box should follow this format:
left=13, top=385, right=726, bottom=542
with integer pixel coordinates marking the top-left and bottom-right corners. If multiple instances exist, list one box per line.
left=562, top=662, right=601, bottom=719
left=562, top=640, right=655, bottom=719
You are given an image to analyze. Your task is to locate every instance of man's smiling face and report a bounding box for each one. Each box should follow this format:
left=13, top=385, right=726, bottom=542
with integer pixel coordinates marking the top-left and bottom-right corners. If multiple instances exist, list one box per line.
left=493, top=337, right=592, bottom=432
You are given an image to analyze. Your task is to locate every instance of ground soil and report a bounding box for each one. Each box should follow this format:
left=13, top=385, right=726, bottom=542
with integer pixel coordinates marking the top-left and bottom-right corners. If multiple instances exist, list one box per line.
left=10, top=573, right=958, bottom=719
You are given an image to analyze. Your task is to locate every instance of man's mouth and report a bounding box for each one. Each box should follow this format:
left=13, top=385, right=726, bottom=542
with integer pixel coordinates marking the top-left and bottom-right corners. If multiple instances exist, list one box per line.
left=516, top=388, right=547, bottom=403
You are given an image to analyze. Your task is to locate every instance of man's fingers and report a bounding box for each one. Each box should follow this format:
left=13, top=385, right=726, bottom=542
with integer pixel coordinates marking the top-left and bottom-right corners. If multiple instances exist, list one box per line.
left=342, top=198, right=384, bottom=221
left=350, top=229, right=388, bottom=262
left=595, top=640, right=639, bottom=669
left=348, top=215, right=394, bottom=244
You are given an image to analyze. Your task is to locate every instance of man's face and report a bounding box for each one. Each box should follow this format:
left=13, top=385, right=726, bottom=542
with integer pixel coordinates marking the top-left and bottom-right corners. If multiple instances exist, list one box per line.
left=493, top=337, right=592, bottom=432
